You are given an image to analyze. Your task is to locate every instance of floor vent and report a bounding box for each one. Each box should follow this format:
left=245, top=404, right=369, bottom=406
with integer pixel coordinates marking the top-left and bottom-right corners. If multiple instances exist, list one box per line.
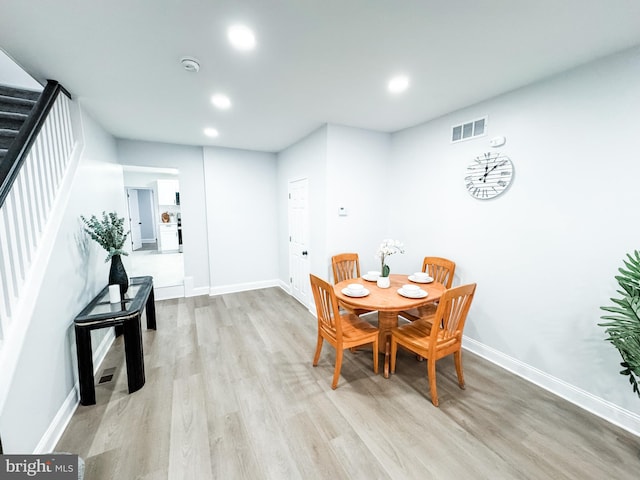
left=98, top=367, right=116, bottom=384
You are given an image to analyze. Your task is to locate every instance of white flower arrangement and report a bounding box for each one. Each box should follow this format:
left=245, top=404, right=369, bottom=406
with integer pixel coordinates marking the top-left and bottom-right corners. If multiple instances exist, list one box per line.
left=375, top=239, right=405, bottom=277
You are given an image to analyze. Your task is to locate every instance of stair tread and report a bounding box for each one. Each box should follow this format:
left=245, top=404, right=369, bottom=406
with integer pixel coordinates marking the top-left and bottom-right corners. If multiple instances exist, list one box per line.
left=0, top=110, right=28, bottom=119
left=0, top=95, right=36, bottom=108
left=0, top=100, right=35, bottom=115
left=0, top=85, right=41, bottom=101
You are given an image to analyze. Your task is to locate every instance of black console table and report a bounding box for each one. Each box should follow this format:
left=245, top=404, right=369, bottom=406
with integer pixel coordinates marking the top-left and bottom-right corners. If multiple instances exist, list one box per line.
left=74, top=276, right=156, bottom=405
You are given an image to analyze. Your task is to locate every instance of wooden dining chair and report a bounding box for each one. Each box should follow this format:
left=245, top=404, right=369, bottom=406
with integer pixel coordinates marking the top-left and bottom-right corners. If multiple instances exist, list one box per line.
left=331, top=252, right=361, bottom=283
left=388, top=283, right=476, bottom=406
left=400, top=256, right=456, bottom=323
left=331, top=253, right=373, bottom=317
left=310, top=274, right=379, bottom=389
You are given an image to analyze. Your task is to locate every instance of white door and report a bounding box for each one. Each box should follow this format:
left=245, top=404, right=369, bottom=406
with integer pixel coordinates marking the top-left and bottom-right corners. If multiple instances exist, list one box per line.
left=289, top=178, right=310, bottom=306
left=126, top=188, right=142, bottom=251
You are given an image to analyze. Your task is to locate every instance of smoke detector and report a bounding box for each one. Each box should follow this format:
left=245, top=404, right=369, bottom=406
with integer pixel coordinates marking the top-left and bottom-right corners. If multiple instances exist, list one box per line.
left=180, top=57, right=200, bottom=72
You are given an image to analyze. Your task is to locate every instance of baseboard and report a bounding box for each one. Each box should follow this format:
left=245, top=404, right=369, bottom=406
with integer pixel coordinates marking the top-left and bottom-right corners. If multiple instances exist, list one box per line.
left=209, top=279, right=281, bottom=296
left=33, top=388, right=78, bottom=454
left=186, top=286, right=209, bottom=298
left=463, top=336, right=640, bottom=438
left=154, top=284, right=185, bottom=300
left=277, top=280, right=291, bottom=294
left=34, top=330, right=115, bottom=454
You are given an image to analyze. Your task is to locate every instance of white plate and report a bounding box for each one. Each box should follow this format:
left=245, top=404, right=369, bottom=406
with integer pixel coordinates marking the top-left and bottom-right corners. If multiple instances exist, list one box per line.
left=408, top=275, right=433, bottom=284
left=397, top=288, right=428, bottom=299
left=342, top=287, right=370, bottom=298
left=362, top=274, right=379, bottom=282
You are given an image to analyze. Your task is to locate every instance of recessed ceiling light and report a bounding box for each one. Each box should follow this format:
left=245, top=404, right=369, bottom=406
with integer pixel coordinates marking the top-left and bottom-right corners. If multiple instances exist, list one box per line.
left=204, top=127, right=219, bottom=138
left=211, top=94, right=231, bottom=109
left=227, top=24, right=256, bottom=51
left=388, top=75, right=410, bottom=94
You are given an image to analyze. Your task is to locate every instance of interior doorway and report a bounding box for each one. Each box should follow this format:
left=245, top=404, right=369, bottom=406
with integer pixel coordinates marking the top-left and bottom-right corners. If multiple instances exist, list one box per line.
left=123, top=165, right=184, bottom=288
left=126, top=187, right=156, bottom=251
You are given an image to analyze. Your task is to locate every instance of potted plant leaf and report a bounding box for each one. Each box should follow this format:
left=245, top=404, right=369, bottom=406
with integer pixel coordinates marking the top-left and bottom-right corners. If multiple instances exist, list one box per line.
left=599, top=250, right=640, bottom=398
left=81, top=211, right=130, bottom=295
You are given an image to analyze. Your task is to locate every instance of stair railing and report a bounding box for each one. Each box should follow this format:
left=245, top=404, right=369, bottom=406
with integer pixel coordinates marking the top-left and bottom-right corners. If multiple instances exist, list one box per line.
left=0, top=80, right=75, bottom=342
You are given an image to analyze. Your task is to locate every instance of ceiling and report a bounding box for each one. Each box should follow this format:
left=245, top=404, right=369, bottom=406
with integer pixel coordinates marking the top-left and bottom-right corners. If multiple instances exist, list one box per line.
left=1, top=1, right=640, bottom=153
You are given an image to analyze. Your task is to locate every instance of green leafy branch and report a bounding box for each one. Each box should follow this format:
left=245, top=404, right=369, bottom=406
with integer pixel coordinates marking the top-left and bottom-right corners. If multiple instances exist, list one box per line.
left=80, top=211, right=130, bottom=262
left=599, top=250, right=640, bottom=398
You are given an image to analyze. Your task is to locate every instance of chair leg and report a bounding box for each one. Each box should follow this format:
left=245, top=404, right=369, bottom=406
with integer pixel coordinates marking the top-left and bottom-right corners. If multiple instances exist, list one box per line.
left=454, top=350, right=465, bottom=389
left=390, top=338, right=398, bottom=374
left=312, top=335, right=323, bottom=366
left=384, top=337, right=390, bottom=378
left=372, top=339, right=379, bottom=374
left=427, top=359, right=439, bottom=407
left=332, top=348, right=344, bottom=389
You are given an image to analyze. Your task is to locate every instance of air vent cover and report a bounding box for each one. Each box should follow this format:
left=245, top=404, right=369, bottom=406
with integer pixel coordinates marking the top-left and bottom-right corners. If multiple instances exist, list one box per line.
left=451, top=116, right=487, bottom=143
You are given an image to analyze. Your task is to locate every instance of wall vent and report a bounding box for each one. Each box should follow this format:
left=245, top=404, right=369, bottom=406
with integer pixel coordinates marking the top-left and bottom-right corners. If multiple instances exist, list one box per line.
left=451, top=116, right=487, bottom=143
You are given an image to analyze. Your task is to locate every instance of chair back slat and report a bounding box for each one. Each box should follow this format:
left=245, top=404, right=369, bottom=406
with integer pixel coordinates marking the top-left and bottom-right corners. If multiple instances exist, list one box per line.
left=422, top=256, right=456, bottom=288
left=331, top=253, right=361, bottom=284
left=431, top=283, right=476, bottom=344
left=310, top=274, right=342, bottom=339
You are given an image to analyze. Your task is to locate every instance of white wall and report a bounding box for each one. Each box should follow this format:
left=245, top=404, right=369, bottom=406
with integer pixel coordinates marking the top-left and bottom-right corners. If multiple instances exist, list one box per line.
left=0, top=108, right=125, bottom=453
left=203, top=147, right=278, bottom=293
left=277, top=126, right=328, bottom=285
left=388, top=46, right=640, bottom=428
left=275, top=125, right=391, bottom=303
left=116, top=140, right=209, bottom=296
left=0, top=49, right=41, bottom=90
left=326, top=124, right=390, bottom=277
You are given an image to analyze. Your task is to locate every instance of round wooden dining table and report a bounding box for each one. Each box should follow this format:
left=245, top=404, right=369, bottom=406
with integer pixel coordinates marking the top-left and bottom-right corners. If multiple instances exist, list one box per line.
left=334, top=273, right=446, bottom=355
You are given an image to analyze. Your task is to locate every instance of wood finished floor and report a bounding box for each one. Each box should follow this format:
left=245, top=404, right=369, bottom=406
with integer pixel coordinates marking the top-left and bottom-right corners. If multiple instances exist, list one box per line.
left=56, top=288, right=640, bottom=479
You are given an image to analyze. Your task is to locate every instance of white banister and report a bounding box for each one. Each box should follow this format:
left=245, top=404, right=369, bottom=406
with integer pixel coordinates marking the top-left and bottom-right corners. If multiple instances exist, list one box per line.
left=0, top=92, right=75, bottom=342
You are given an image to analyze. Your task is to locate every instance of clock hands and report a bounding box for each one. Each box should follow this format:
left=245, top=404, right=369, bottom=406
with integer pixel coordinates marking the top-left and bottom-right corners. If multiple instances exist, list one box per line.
left=477, top=153, right=510, bottom=182
left=479, top=163, right=500, bottom=182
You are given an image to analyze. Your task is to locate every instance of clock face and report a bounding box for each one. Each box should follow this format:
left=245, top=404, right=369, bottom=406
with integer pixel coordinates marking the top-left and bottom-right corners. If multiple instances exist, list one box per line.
left=464, top=152, right=513, bottom=200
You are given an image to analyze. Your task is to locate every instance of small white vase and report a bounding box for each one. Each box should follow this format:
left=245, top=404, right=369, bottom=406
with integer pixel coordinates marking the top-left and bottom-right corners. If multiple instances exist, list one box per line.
left=377, top=276, right=391, bottom=289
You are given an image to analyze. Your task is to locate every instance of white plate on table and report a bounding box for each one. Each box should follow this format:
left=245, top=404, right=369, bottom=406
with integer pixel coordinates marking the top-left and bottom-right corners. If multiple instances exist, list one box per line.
left=342, top=288, right=370, bottom=298
left=397, top=288, right=428, bottom=299
left=408, top=275, right=433, bottom=284
left=362, top=274, right=379, bottom=282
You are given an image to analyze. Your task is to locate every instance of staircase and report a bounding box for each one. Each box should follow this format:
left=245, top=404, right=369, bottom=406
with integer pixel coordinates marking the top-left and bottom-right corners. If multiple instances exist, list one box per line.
left=0, top=80, right=75, bottom=344
left=0, top=85, right=40, bottom=163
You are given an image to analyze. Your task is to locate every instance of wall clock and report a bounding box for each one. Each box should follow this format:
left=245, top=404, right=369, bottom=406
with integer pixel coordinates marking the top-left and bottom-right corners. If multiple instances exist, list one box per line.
left=464, top=151, right=514, bottom=200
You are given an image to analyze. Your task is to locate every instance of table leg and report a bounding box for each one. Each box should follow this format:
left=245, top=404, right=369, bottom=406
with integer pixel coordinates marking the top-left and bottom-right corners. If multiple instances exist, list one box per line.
left=123, top=314, right=145, bottom=394
left=75, top=325, right=96, bottom=406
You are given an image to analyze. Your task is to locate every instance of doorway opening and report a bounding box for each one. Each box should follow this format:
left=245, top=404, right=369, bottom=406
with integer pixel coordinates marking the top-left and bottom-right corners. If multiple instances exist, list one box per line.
left=123, top=166, right=184, bottom=288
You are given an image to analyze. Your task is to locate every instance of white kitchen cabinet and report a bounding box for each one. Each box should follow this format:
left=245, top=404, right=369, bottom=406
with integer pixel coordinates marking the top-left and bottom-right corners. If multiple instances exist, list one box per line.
left=156, top=179, right=179, bottom=205
left=158, top=223, right=179, bottom=251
